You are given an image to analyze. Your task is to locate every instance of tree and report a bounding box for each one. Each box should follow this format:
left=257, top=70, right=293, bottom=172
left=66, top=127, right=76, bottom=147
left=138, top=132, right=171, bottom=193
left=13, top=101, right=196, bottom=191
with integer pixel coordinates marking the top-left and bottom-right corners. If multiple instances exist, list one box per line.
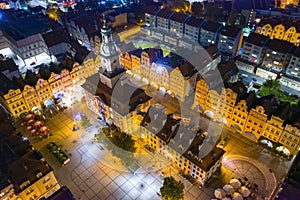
left=204, top=4, right=224, bottom=22
left=111, top=132, right=136, bottom=153
left=46, top=4, right=60, bottom=21
left=80, top=115, right=91, bottom=128
left=160, top=176, right=184, bottom=200
left=191, top=2, right=203, bottom=16
left=171, top=0, right=190, bottom=13
left=262, top=79, right=281, bottom=93
left=99, top=128, right=137, bottom=170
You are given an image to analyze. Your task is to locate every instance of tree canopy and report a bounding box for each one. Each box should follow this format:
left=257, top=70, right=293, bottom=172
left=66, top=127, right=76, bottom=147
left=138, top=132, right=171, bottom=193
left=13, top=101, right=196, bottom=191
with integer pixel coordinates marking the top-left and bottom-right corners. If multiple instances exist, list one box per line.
left=227, top=11, right=246, bottom=27
left=191, top=2, right=203, bottom=16
left=259, top=79, right=298, bottom=105
left=204, top=4, right=224, bottom=22
left=95, top=127, right=138, bottom=170
left=160, top=176, right=184, bottom=200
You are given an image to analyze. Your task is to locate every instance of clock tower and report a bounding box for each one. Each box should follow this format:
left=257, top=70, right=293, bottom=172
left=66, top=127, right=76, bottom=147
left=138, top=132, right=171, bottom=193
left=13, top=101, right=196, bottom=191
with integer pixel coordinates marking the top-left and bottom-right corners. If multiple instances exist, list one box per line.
left=99, top=18, right=125, bottom=89
left=99, top=18, right=121, bottom=73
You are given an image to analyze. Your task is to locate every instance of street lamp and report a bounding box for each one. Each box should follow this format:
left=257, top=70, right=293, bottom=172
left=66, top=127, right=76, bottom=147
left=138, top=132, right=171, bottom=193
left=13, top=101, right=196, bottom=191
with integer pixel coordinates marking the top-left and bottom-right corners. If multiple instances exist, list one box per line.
left=72, top=122, right=79, bottom=131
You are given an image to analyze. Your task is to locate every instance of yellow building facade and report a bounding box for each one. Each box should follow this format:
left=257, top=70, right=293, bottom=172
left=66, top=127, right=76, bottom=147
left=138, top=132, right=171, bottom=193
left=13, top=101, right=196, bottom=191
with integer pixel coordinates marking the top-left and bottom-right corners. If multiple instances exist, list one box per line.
left=229, top=99, right=248, bottom=133
left=17, top=171, right=60, bottom=200
left=280, top=0, right=299, bottom=8
left=256, top=22, right=300, bottom=46
left=120, top=52, right=132, bottom=70
left=279, top=124, right=300, bottom=155
left=193, top=78, right=300, bottom=155
left=256, top=23, right=273, bottom=37
left=1, top=58, right=99, bottom=118
left=242, top=106, right=267, bottom=142
left=22, top=85, right=41, bottom=110
left=193, top=79, right=237, bottom=123
left=262, top=115, right=284, bottom=143
left=35, top=78, right=52, bottom=103
left=4, top=88, right=28, bottom=117
left=270, top=24, right=285, bottom=40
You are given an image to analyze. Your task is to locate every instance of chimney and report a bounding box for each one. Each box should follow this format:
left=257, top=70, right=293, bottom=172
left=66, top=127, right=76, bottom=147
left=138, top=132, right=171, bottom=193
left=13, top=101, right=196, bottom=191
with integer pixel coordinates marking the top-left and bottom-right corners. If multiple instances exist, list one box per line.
left=120, top=76, right=127, bottom=86
left=172, top=124, right=176, bottom=132
left=22, top=163, right=28, bottom=170
left=179, top=132, right=184, bottom=138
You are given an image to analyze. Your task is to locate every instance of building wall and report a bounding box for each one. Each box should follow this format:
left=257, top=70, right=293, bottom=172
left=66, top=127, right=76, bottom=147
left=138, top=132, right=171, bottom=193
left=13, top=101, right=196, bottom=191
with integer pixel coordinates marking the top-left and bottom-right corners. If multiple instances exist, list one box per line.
left=262, top=50, right=289, bottom=73
left=270, top=24, right=285, bottom=40
left=23, top=85, right=41, bottom=111
left=120, top=52, right=132, bottom=70
left=280, top=75, right=300, bottom=91
left=17, top=171, right=60, bottom=200
left=35, top=79, right=52, bottom=103
left=262, top=116, right=284, bottom=143
left=48, top=72, right=63, bottom=95
left=200, top=30, right=217, bottom=47
left=283, top=26, right=297, bottom=43
left=241, top=42, right=265, bottom=64
left=184, top=25, right=200, bottom=43
left=229, top=100, right=248, bottom=132
left=236, top=59, right=256, bottom=73
left=279, top=124, right=300, bottom=155
left=286, top=55, right=300, bottom=78
left=193, top=80, right=236, bottom=122
left=0, top=183, right=18, bottom=200
left=111, top=13, right=128, bottom=28
left=170, top=20, right=184, bottom=35
left=157, top=16, right=169, bottom=30
left=243, top=106, right=267, bottom=142
left=193, top=78, right=300, bottom=155
left=142, top=126, right=222, bottom=185
left=256, top=22, right=300, bottom=46
left=169, top=67, right=187, bottom=102
left=2, top=58, right=98, bottom=117
left=4, top=88, right=28, bottom=117
left=218, top=31, right=243, bottom=57
left=256, top=23, right=273, bottom=37
left=149, top=63, right=170, bottom=90
left=145, top=13, right=156, bottom=27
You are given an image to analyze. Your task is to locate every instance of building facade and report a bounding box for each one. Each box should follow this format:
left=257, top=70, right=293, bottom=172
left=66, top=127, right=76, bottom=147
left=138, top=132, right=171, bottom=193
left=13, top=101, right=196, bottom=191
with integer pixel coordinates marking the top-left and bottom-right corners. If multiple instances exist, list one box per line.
left=241, top=32, right=269, bottom=65
left=217, top=25, right=243, bottom=58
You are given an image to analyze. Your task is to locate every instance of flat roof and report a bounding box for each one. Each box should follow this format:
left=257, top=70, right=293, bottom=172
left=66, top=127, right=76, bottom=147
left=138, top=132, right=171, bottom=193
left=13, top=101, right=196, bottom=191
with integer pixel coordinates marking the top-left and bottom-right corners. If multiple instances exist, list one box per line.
left=6, top=17, right=51, bottom=40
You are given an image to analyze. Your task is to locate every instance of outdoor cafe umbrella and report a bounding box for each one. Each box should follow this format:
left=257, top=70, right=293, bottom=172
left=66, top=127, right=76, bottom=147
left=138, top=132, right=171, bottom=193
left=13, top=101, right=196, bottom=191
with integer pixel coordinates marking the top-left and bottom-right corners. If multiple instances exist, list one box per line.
left=283, top=148, right=290, bottom=156
left=214, top=188, right=226, bottom=199
left=232, top=192, right=243, bottom=200
left=240, top=186, right=251, bottom=197
left=39, top=126, right=49, bottom=134
left=25, top=113, right=35, bottom=121
left=230, top=178, right=242, bottom=189
left=26, top=126, right=33, bottom=131
left=27, top=119, right=35, bottom=125
left=276, top=146, right=284, bottom=152
left=30, top=129, right=37, bottom=135
left=33, top=121, right=44, bottom=129
left=223, top=184, right=234, bottom=195
left=276, top=146, right=290, bottom=156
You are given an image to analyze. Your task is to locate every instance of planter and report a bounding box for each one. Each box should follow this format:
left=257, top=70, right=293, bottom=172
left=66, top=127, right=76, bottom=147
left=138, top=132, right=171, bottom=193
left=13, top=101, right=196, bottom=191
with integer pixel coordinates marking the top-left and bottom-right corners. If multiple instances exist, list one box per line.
left=47, top=142, right=70, bottom=166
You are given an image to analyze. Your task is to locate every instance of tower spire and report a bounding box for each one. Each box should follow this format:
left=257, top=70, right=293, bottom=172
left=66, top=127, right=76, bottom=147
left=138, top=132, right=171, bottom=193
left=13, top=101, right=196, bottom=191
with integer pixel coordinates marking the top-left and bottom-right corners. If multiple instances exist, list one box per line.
left=99, top=17, right=120, bottom=73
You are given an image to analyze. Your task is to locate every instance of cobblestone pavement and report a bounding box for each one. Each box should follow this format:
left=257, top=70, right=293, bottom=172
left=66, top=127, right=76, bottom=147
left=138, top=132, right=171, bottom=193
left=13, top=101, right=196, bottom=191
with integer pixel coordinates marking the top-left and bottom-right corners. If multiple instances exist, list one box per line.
left=222, top=155, right=277, bottom=198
